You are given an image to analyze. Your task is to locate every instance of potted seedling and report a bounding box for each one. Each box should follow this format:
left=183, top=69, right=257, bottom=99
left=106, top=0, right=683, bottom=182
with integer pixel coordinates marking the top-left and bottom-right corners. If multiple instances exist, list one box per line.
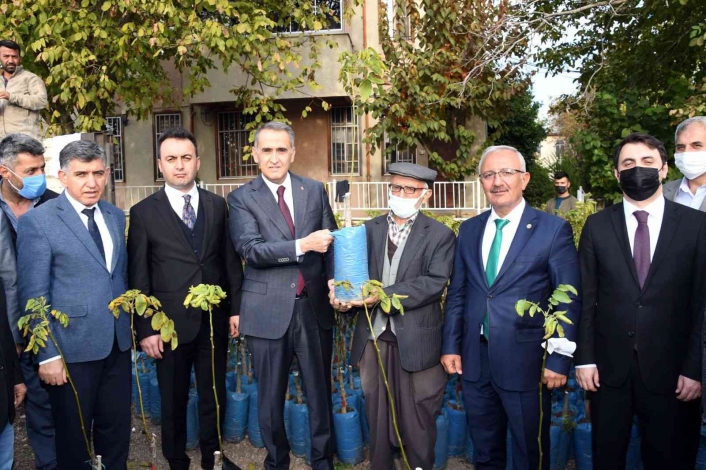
left=515, top=284, right=577, bottom=470
left=335, top=279, right=411, bottom=470
left=184, top=284, right=241, bottom=470
left=18, top=297, right=99, bottom=469
left=110, top=290, right=178, bottom=470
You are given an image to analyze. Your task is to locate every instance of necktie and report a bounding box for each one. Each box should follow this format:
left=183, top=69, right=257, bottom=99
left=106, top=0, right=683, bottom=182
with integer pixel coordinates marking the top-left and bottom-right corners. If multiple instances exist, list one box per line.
left=81, top=208, right=106, bottom=262
left=633, top=210, right=650, bottom=288
left=483, top=218, right=510, bottom=341
left=277, top=186, right=306, bottom=296
left=182, top=194, right=196, bottom=230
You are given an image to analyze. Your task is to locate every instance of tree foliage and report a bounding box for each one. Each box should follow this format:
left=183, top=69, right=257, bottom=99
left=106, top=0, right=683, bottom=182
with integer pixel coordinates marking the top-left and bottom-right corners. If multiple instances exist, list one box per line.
left=339, top=0, right=530, bottom=180
left=493, top=89, right=547, bottom=166
left=538, top=0, right=706, bottom=202
left=1, top=0, right=345, bottom=135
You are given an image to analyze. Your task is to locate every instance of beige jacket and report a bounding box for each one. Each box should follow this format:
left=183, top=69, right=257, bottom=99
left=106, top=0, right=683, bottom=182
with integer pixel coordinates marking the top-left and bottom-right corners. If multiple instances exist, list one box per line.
left=0, top=66, right=48, bottom=140
left=545, top=194, right=578, bottom=215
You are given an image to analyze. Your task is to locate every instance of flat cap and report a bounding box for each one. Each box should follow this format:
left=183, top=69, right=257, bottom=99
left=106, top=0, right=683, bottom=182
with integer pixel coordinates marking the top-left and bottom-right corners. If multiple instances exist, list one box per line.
left=388, top=162, right=437, bottom=187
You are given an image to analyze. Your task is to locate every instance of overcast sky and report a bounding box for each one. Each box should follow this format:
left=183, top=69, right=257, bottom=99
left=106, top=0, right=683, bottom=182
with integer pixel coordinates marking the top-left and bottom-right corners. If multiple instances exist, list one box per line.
left=532, top=68, right=580, bottom=121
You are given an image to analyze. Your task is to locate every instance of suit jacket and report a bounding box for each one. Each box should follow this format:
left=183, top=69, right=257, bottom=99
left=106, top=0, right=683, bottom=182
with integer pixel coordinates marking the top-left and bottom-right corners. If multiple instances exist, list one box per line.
left=128, top=187, right=243, bottom=344
left=350, top=213, right=456, bottom=372
left=663, top=178, right=706, bottom=211
left=16, top=192, right=131, bottom=363
left=0, top=279, right=22, bottom=428
left=575, top=199, right=706, bottom=393
left=545, top=195, right=578, bottom=216
left=442, top=203, right=581, bottom=392
left=228, top=173, right=337, bottom=339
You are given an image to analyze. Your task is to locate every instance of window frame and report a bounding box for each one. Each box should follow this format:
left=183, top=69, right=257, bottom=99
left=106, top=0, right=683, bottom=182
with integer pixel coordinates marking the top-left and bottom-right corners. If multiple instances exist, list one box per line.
left=153, top=112, right=183, bottom=182
left=216, top=111, right=259, bottom=180
left=105, top=115, right=125, bottom=182
left=329, top=105, right=360, bottom=176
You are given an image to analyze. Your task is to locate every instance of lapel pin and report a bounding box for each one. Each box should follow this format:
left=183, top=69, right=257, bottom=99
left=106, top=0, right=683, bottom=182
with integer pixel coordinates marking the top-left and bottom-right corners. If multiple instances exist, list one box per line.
left=527, top=224, right=532, bottom=229
left=301, top=186, right=304, bottom=191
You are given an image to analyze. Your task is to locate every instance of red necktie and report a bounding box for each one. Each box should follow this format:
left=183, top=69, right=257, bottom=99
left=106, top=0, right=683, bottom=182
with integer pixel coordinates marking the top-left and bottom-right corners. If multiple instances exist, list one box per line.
left=277, top=186, right=306, bottom=295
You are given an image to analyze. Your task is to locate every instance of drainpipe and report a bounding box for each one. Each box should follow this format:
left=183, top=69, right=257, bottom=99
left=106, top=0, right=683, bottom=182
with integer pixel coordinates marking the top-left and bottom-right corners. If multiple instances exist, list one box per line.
left=362, top=0, right=372, bottom=182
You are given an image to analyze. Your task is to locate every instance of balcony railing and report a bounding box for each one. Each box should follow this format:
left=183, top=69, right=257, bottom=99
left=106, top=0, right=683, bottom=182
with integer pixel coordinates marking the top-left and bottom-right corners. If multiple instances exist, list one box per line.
left=114, top=180, right=490, bottom=218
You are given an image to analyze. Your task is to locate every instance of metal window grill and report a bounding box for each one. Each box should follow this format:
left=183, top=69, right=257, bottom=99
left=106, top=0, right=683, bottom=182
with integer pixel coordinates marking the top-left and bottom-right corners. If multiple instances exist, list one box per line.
left=217, top=112, right=258, bottom=178
left=330, top=106, right=359, bottom=175
left=154, top=113, right=182, bottom=180
left=106, top=116, right=124, bottom=182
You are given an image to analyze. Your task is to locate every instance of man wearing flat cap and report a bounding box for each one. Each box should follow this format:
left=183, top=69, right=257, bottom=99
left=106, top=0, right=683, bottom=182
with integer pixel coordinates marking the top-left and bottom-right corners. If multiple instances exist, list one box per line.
left=330, top=162, right=456, bottom=469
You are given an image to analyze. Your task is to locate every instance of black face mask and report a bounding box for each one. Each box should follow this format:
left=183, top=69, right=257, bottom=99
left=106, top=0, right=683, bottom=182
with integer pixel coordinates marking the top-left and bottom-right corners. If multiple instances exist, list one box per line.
left=555, top=186, right=568, bottom=195
left=619, top=166, right=662, bottom=201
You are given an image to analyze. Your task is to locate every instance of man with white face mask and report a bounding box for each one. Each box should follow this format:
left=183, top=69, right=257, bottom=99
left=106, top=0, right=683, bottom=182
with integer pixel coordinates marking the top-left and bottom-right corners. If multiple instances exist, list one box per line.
left=663, top=116, right=706, bottom=211
left=329, top=162, right=455, bottom=470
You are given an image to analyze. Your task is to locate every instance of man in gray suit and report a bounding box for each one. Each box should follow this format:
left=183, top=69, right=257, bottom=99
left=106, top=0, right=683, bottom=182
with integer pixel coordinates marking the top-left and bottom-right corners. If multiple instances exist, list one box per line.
left=228, top=121, right=337, bottom=470
left=663, top=116, right=706, bottom=211
left=17, top=140, right=132, bottom=469
left=330, top=163, right=455, bottom=469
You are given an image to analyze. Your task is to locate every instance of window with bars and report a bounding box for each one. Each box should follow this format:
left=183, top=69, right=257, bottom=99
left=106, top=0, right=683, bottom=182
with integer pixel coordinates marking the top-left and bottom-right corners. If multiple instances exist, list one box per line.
left=154, top=113, right=182, bottom=180
left=106, top=116, right=125, bottom=182
left=217, top=112, right=259, bottom=178
left=383, top=134, right=417, bottom=174
left=276, top=0, right=343, bottom=33
left=330, top=106, right=359, bottom=175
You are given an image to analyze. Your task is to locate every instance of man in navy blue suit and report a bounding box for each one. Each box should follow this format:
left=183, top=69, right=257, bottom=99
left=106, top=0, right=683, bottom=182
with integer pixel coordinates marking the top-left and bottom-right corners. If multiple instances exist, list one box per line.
left=441, top=145, right=581, bottom=470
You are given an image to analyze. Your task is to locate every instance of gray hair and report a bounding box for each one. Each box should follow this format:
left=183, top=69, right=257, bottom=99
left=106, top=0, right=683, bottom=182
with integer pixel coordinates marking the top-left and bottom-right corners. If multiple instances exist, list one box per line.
left=675, top=116, right=706, bottom=142
left=0, top=133, right=45, bottom=169
left=253, top=121, right=296, bottom=149
left=59, top=140, right=107, bottom=171
left=478, top=145, right=527, bottom=173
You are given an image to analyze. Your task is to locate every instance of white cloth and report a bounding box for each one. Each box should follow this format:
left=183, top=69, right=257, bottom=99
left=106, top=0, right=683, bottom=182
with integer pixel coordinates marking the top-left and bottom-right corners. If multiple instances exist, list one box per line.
left=164, top=183, right=199, bottom=220
left=542, top=338, right=576, bottom=358
left=42, top=192, right=115, bottom=366
left=481, top=198, right=526, bottom=270
left=262, top=173, right=304, bottom=257
left=577, top=195, right=665, bottom=370
left=674, top=176, right=706, bottom=210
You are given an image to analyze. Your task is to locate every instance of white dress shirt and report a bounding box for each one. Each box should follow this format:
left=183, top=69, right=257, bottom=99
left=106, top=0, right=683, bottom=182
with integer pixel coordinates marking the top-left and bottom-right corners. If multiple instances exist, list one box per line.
left=577, top=195, right=665, bottom=370
left=164, top=183, right=199, bottom=220
left=262, top=173, right=304, bottom=257
left=42, top=192, right=115, bottom=365
left=482, top=198, right=526, bottom=270
left=674, top=176, right=706, bottom=210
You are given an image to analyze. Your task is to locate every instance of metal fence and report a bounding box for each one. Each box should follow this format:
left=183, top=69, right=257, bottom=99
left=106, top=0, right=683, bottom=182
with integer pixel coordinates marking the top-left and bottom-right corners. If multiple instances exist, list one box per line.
left=115, top=180, right=490, bottom=217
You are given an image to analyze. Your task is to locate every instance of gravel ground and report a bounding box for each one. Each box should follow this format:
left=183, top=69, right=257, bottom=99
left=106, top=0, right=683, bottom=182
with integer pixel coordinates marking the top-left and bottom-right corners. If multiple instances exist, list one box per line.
left=11, top=404, right=476, bottom=470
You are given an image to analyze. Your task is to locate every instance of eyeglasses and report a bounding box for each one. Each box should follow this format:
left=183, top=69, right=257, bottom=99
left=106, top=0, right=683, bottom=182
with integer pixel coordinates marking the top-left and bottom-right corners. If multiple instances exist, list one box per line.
left=479, top=169, right=525, bottom=182
left=389, top=184, right=428, bottom=195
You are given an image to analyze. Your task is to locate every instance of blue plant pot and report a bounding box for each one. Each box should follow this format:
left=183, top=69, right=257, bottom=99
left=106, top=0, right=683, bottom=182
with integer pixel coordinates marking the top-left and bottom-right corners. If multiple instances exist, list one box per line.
left=150, top=377, right=161, bottom=425
left=247, top=391, right=265, bottom=448
left=223, top=391, right=249, bottom=443
left=433, top=412, right=449, bottom=470
left=333, top=404, right=364, bottom=465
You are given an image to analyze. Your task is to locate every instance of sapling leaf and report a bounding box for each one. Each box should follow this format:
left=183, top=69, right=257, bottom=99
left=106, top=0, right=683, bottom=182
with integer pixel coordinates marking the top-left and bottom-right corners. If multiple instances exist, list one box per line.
left=368, top=280, right=384, bottom=288
left=552, top=290, right=571, bottom=304
left=555, top=312, right=573, bottom=325
left=111, top=307, right=121, bottom=319
left=530, top=304, right=538, bottom=317
left=171, top=335, right=178, bottom=350
left=558, top=284, right=578, bottom=296
left=544, top=318, right=557, bottom=339
left=184, top=293, right=193, bottom=307
left=391, top=296, right=402, bottom=311
left=149, top=296, right=162, bottom=308
left=381, top=297, right=391, bottom=313
left=557, top=324, right=565, bottom=338
left=135, top=294, right=148, bottom=316
left=515, top=300, right=526, bottom=317
left=151, top=312, right=164, bottom=331
left=549, top=298, right=559, bottom=306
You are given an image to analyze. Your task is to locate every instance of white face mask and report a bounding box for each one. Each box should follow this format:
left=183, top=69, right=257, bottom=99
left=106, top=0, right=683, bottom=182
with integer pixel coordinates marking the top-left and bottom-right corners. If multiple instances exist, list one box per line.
left=388, top=190, right=426, bottom=219
left=675, top=151, right=706, bottom=180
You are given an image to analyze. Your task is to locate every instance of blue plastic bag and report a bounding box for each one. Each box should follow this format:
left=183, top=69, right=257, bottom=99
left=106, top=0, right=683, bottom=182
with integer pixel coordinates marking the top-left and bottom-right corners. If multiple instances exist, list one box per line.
left=550, top=420, right=571, bottom=470
left=573, top=422, right=593, bottom=470
left=626, top=421, right=643, bottom=470
left=248, top=391, right=265, bottom=448
left=465, top=426, right=475, bottom=464
left=433, top=413, right=449, bottom=470
left=137, top=370, right=151, bottom=419
left=446, top=400, right=467, bottom=457
left=333, top=405, right=365, bottom=465
left=333, top=226, right=369, bottom=301
left=289, top=402, right=311, bottom=458
left=150, top=378, right=161, bottom=425
left=186, top=389, right=199, bottom=450
left=224, top=391, right=249, bottom=443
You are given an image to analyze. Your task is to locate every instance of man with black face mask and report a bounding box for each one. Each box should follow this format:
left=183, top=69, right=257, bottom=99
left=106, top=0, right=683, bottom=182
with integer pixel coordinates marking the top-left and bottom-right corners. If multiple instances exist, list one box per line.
left=575, top=132, right=706, bottom=470
left=545, top=171, right=578, bottom=215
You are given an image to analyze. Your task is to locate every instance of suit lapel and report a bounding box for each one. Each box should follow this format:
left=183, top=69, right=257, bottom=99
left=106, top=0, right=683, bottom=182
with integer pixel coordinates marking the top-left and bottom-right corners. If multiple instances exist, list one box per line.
left=609, top=203, right=641, bottom=289
left=56, top=194, right=108, bottom=271
left=291, top=174, right=308, bottom=237
left=397, top=214, right=429, bottom=279
left=474, top=210, right=492, bottom=289
left=492, top=205, right=538, bottom=288
left=199, top=189, right=213, bottom=261
left=250, top=176, right=293, bottom=240
left=641, top=200, right=680, bottom=291
left=153, top=189, right=199, bottom=261
left=98, top=201, right=121, bottom=273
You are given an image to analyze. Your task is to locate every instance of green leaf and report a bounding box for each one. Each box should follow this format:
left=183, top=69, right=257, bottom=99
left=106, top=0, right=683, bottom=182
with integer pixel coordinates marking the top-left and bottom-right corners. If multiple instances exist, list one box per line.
left=380, top=297, right=391, bottom=313
left=101, top=1, right=112, bottom=11
left=558, top=284, right=578, bottom=296
left=552, top=290, right=572, bottom=304
left=556, top=324, right=565, bottom=338
left=529, top=304, right=537, bottom=318
left=554, top=312, right=573, bottom=325
left=135, top=294, right=147, bottom=315
left=151, top=312, right=165, bottom=331
left=391, top=296, right=402, bottom=311
left=171, top=335, right=178, bottom=350
left=359, top=79, right=373, bottom=102
left=515, top=300, right=526, bottom=317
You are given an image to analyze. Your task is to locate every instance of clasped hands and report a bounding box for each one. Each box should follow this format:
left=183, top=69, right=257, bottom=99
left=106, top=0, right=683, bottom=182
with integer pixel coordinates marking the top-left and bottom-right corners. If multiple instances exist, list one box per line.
left=327, top=279, right=378, bottom=313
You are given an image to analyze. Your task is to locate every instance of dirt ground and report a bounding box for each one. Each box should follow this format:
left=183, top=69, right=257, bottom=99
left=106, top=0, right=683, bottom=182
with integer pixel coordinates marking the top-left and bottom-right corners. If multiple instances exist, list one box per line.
left=11, top=404, right=476, bottom=470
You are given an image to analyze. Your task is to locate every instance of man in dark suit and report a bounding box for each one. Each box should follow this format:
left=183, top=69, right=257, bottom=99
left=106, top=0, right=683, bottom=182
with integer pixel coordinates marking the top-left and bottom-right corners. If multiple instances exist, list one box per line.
left=576, top=132, right=706, bottom=470
left=228, top=121, right=337, bottom=470
left=441, top=145, right=581, bottom=470
left=17, top=140, right=132, bottom=469
left=0, top=277, right=25, bottom=467
left=0, top=133, right=58, bottom=470
left=128, top=127, right=243, bottom=470
left=330, top=163, right=455, bottom=469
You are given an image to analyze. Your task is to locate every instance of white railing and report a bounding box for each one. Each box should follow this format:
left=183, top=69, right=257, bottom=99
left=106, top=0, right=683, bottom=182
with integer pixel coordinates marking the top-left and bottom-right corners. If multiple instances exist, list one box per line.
left=115, top=180, right=490, bottom=217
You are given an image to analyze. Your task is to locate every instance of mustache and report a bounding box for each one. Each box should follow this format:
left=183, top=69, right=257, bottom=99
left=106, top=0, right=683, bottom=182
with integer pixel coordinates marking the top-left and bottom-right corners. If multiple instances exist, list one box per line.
left=490, top=185, right=509, bottom=193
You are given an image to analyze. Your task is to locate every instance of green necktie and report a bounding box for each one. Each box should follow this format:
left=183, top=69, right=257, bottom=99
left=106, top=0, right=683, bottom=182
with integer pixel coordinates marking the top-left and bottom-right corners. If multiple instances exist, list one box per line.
left=483, top=218, right=510, bottom=341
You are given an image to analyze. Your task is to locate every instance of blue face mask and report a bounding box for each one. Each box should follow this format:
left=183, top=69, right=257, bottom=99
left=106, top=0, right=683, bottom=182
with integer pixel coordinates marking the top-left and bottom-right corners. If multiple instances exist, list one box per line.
left=5, top=168, right=47, bottom=199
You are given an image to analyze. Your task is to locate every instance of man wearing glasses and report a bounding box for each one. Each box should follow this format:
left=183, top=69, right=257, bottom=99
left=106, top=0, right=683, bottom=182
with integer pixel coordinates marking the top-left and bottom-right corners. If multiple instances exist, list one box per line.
left=329, top=162, right=455, bottom=470
left=442, top=146, right=581, bottom=470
